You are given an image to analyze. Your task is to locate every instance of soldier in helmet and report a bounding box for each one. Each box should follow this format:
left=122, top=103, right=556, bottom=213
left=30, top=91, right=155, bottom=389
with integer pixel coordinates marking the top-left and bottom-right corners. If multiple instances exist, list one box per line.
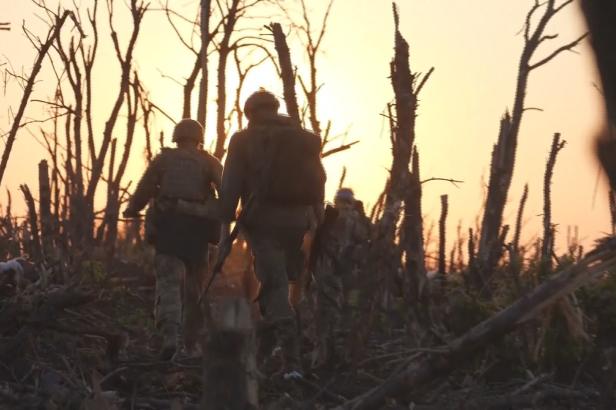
left=124, top=119, right=222, bottom=360
left=219, top=90, right=326, bottom=377
left=312, top=187, right=371, bottom=367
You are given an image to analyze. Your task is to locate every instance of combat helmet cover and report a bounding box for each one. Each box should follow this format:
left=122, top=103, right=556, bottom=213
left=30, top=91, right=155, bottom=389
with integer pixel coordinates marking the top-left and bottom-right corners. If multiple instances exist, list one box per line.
left=243, top=90, right=280, bottom=120
left=172, top=118, right=204, bottom=143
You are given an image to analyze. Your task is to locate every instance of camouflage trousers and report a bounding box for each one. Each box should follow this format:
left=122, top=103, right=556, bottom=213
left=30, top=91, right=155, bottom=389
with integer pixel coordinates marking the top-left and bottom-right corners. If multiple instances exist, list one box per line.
left=245, top=227, right=305, bottom=371
left=154, top=252, right=207, bottom=350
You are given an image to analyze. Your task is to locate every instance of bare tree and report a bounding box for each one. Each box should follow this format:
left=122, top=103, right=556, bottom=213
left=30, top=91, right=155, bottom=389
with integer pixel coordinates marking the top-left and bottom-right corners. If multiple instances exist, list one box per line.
left=198, top=0, right=212, bottom=126
left=0, top=11, right=72, bottom=187
left=268, top=22, right=301, bottom=126
left=541, top=133, right=566, bottom=274
left=389, top=4, right=433, bottom=306
left=294, top=0, right=333, bottom=137
left=277, top=0, right=359, bottom=156
left=473, top=0, right=586, bottom=294
left=84, top=0, right=148, bottom=240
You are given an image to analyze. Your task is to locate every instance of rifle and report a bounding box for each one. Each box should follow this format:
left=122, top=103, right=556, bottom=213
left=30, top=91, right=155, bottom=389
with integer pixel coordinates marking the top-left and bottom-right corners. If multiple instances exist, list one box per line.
left=199, top=196, right=255, bottom=305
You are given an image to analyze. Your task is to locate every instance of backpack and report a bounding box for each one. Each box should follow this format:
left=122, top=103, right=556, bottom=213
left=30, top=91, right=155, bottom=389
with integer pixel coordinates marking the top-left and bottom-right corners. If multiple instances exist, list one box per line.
left=157, top=148, right=211, bottom=202
left=251, top=121, right=326, bottom=206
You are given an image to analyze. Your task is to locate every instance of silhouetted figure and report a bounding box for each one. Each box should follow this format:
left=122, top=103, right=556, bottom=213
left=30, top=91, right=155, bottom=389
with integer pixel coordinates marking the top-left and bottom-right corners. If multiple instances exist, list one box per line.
left=124, top=119, right=222, bottom=359
left=219, top=90, right=326, bottom=377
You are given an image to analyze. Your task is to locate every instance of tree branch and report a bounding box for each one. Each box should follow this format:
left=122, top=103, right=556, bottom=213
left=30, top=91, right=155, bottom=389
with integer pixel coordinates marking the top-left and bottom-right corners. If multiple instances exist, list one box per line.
left=529, top=32, right=588, bottom=70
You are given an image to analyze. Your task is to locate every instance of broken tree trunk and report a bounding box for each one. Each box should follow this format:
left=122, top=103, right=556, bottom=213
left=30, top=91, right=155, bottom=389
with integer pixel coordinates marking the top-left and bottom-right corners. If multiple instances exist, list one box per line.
left=202, top=297, right=257, bottom=410
left=438, top=194, right=448, bottom=279
left=269, top=23, right=301, bottom=126
left=402, top=151, right=427, bottom=304
left=197, top=0, right=211, bottom=128
left=388, top=5, right=432, bottom=306
left=19, top=184, right=41, bottom=261
left=541, top=133, right=565, bottom=275
left=337, top=238, right=616, bottom=410
left=475, top=0, right=586, bottom=295
left=38, top=160, right=54, bottom=260
left=213, top=0, right=240, bottom=160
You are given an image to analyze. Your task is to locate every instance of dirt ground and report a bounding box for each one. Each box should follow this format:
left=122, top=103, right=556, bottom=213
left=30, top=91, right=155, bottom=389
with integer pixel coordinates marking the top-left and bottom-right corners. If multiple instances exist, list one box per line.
left=0, top=242, right=606, bottom=409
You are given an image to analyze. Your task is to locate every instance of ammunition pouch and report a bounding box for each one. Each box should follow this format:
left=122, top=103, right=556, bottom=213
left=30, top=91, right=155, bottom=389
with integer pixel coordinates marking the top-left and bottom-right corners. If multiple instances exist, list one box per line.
left=175, top=198, right=220, bottom=219
left=154, top=197, right=221, bottom=245
left=144, top=201, right=158, bottom=245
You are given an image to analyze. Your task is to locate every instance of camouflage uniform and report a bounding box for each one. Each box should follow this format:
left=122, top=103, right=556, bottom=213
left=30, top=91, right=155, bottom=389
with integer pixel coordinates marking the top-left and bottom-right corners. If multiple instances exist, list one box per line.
left=313, top=188, right=370, bottom=366
left=124, top=119, right=222, bottom=359
left=219, top=92, right=324, bottom=374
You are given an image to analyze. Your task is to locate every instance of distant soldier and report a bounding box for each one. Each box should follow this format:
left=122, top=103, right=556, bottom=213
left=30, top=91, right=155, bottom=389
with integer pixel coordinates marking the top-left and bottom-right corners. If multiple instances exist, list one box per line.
left=312, top=187, right=371, bottom=367
left=219, top=90, right=326, bottom=377
left=123, top=119, right=222, bottom=360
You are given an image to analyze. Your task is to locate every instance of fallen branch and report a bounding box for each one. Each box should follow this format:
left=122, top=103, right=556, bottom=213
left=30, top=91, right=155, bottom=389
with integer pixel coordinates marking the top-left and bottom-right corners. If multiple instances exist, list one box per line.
left=337, top=237, right=616, bottom=409
left=0, top=288, right=92, bottom=363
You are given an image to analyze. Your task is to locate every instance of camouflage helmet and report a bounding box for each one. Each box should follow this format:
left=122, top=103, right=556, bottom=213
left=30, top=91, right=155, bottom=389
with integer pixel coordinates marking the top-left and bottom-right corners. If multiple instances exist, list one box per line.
left=243, top=90, right=280, bottom=120
left=172, top=119, right=204, bottom=143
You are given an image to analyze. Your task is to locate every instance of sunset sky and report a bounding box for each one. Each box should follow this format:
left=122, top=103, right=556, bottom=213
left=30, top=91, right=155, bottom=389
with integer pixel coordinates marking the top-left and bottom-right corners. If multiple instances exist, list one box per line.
left=0, top=0, right=608, bottom=253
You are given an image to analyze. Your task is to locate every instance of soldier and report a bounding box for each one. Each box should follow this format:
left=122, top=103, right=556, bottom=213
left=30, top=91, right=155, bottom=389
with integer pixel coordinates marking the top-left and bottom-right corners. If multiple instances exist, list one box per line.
left=123, top=119, right=222, bottom=360
left=312, top=187, right=370, bottom=368
left=219, top=90, right=325, bottom=377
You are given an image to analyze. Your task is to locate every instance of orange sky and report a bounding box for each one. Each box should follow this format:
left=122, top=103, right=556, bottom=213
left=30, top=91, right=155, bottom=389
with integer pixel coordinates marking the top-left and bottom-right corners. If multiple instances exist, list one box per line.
left=0, top=0, right=609, bottom=255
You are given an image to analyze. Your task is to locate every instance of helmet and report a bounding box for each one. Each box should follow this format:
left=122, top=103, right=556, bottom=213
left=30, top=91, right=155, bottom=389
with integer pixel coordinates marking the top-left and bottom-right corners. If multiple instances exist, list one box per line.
left=172, top=119, right=204, bottom=143
left=334, top=188, right=355, bottom=204
left=244, top=90, right=280, bottom=120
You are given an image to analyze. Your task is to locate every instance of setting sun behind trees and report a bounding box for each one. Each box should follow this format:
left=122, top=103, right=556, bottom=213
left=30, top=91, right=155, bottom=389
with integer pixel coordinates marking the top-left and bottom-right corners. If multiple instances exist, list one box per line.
left=0, top=0, right=607, bottom=255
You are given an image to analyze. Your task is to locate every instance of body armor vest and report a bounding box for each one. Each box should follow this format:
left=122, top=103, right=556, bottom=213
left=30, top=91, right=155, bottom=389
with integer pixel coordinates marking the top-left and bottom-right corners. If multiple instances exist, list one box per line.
left=158, top=148, right=211, bottom=202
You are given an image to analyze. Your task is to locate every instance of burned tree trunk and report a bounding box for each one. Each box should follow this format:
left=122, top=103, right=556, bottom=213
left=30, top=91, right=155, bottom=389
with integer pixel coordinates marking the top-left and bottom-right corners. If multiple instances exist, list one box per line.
left=202, top=298, right=257, bottom=410
left=38, top=160, right=54, bottom=260
left=269, top=22, right=301, bottom=126
left=386, top=5, right=415, bottom=221
left=197, top=0, right=211, bottom=128
left=474, top=114, right=514, bottom=291
left=103, top=76, right=140, bottom=262
left=402, top=151, right=427, bottom=303
left=541, top=133, right=565, bottom=274
left=389, top=4, right=431, bottom=303
left=474, top=0, right=586, bottom=295
left=213, top=0, right=241, bottom=160
left=338, top=239, right=616, bottom=410
left=438, top=194, right=448, bottom=279
left=20, top=185, right=41, bottom=261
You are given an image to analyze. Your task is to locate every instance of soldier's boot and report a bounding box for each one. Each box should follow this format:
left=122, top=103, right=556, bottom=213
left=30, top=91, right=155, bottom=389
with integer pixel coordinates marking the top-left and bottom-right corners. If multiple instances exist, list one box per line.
left=155, top=254, right=184, bottom=360
left=256, top=321, right=277, bottom=363
left=159, top=324, right=179, bottom=361
left=313, top=327, right=336, bottom=370
left=274, top=317, right=303, bottom=378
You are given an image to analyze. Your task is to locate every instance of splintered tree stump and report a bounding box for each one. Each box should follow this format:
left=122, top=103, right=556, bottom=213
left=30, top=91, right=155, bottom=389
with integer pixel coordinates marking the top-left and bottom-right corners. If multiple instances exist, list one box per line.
left=202, top=297, right=257, bottom=410
left=338, top=239, right=616, bottom=409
